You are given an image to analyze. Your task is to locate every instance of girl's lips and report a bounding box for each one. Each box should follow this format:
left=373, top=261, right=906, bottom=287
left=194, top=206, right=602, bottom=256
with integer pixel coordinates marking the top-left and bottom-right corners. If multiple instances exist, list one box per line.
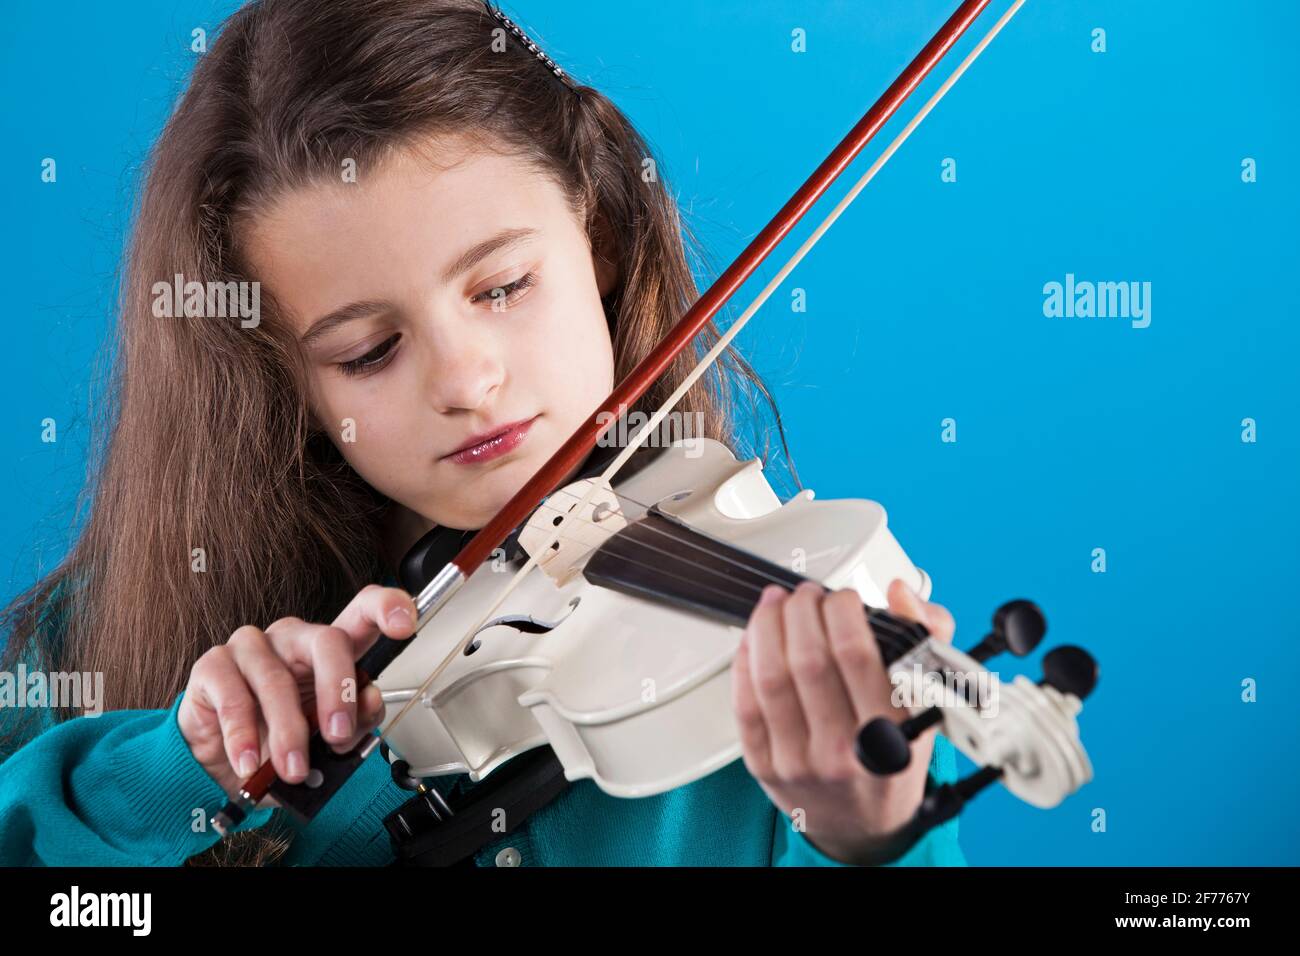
left=443, top=416, right=538, bottom=466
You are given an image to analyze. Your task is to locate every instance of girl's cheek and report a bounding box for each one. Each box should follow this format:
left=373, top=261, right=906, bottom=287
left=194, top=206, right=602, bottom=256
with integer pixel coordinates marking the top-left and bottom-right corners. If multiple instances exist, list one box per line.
left=311, top=380, right=392, bottom=449
left=538, top=290, right=612, bottom=360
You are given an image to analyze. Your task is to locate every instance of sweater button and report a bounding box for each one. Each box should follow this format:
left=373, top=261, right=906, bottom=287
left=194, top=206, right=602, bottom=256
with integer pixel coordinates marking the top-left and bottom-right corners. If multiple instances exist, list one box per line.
left=495, top=847, right=522, bottom=867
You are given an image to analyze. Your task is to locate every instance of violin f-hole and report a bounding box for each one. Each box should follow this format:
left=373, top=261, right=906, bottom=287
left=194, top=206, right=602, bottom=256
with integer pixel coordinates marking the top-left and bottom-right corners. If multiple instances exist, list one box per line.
left=465, top=597, right=582, bottom=655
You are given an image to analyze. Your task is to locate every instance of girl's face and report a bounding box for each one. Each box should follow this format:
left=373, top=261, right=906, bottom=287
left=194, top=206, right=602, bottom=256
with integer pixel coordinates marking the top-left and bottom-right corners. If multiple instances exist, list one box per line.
left=244, top=134, right=617, bottom=533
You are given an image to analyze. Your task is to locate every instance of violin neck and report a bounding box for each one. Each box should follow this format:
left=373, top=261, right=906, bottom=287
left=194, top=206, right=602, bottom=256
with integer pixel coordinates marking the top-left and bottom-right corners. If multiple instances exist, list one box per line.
left=583, top=510, right=931, bottom=666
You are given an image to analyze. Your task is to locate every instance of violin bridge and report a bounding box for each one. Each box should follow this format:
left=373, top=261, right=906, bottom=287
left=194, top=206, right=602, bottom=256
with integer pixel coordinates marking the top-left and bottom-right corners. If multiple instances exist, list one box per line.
left=518, top=477, right=627, bottom=584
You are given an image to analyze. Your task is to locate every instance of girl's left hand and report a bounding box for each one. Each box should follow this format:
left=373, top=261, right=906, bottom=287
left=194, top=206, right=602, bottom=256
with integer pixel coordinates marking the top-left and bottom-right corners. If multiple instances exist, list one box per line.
left=731, top=577, right=955, bottom=865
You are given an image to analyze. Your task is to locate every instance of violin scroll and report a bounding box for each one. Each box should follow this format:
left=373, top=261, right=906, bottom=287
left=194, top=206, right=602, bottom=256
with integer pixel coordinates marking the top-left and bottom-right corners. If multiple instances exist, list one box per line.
left=855, top=601, right=1098, bottom=857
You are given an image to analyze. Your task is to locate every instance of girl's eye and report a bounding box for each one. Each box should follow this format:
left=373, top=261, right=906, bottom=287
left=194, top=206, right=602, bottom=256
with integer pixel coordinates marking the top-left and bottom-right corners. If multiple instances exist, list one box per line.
left=337, top=333, right=401, bottom=377
left=472, top=271, right=537, bottom=310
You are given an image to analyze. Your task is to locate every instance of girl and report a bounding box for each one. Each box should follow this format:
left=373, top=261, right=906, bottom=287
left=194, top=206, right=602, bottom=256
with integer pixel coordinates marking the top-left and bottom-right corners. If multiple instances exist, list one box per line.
left=0, top=0, right=964, bottom=867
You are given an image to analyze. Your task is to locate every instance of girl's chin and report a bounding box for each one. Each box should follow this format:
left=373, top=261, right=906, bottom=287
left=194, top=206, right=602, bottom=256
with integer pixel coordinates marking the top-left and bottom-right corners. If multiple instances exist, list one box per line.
left=422, top=464, right=538, bottom=530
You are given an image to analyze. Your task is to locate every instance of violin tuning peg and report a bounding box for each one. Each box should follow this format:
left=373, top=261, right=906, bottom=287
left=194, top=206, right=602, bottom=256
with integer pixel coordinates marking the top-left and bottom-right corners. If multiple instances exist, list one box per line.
left=855, top=717, right=913, bottom=775
left=1040, top=645, right=1098, bottom=701
left=855, top=708, right=944, bottom=776
left=950, top=764, right=1005, bottom=802
left=968, top=599, right=1046, bottom=663
left=996, top=599, right=1047, bottom=655
left=849, top=764, right=1008, bottom=865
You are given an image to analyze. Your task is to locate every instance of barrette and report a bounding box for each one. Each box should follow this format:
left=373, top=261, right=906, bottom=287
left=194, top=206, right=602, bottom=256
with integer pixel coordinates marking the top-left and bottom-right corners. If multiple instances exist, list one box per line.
left=483, top=1, right=579, bottom=94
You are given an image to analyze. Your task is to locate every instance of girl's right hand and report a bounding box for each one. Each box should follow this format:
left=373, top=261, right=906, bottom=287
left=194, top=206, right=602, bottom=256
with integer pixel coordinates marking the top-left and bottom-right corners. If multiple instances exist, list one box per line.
left=178, top=584, right=419, bottom=800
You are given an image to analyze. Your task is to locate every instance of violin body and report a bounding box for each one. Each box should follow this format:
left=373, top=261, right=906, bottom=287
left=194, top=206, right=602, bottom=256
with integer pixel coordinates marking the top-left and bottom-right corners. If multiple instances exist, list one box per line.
left=373, top=435, right=1096, bottom=814
left=375, top=438, right=933, bottom=797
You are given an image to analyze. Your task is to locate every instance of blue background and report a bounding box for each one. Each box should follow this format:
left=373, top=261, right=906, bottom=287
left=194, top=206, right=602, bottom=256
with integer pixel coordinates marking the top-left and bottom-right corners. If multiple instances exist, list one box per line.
left=3, top=0, right=1296, bottom=864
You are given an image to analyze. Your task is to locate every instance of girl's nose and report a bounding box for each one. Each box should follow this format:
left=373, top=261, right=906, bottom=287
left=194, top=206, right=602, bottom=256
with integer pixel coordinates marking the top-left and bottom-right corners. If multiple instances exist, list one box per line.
left=424, top=337, right=505, bottom=413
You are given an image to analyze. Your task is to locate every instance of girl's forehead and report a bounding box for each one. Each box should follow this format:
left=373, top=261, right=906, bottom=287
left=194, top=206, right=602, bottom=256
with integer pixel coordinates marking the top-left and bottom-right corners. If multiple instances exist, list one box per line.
left=251, top=136, right=569, bottom=253
left=239, top=138, right=581, bottom=334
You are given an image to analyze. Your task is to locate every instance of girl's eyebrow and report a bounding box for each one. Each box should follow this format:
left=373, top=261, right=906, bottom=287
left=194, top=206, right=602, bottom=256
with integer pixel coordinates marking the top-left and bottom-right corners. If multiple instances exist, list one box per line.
left=300, top=299, right=391, bottom=347
left=438, top=226, right=537, bottom=285
left=299, top=226, right=538, bottom=346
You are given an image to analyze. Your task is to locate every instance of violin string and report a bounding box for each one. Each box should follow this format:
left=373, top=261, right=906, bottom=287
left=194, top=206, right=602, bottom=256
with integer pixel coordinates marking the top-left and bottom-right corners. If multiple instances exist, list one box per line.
left=381, top=2, right=1024, bottom=740
left=530, top=484, right=926, bottom=650
left=620, top=533, right=920, bottom=655
left=540, top=494, right=925, bottom=650
left=584, top=537, right=920, bottom=661
left=497, top=488, right=923, bottom=658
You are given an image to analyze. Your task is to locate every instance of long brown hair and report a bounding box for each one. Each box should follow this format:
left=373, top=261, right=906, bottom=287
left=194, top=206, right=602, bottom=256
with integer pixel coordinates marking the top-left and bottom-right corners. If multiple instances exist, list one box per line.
left=0, top=0, right=794, bottom=864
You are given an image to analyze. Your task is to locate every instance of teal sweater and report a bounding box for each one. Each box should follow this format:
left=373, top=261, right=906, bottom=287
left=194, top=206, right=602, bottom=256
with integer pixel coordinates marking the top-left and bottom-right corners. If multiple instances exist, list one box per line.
left=0, top=570, right=966, bottom=866
left=0, top=690, right=965, bottom=866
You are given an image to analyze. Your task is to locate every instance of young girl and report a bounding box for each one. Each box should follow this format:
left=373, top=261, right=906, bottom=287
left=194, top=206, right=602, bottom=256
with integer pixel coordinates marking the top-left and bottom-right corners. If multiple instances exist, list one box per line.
left=0, top=0, right=964, bottom=867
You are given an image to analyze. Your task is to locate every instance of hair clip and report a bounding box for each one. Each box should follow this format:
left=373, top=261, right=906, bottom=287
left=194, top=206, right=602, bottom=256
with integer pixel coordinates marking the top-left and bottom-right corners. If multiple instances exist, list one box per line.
left=483, top=1, right=579, bottom=94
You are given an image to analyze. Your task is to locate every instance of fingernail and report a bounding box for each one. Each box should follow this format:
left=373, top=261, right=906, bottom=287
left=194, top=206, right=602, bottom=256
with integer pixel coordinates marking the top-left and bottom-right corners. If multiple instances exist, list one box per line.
left=386, top=607, right=414, bottom=631
left=759, top=585, right=784, bottom=606
left=329, top=711, right=352, bottom=740
left=237, top=750, right=259, bottom=778
left=797, top=580, right=824, bottom=595
left=287, top=750, right=307, bottom=779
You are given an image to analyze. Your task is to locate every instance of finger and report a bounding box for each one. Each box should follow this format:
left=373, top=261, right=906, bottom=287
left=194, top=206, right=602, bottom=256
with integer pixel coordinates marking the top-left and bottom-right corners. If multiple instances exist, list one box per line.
left=748, top=584, right=811, bottom=780
left=359, top=683, right=386, bottom=726
left=227, top=626, right=311, bottom=783
left=259, top=619, right=353, bottom=747
left=330, top=584, right=419, bottom=651
left=887, top=579, right=955, bottom=644
left=822, top=588, right=894, bottom=722
left=783, top=583, right=860, bottom=779
left=191, top=647, right=263, bottom=779
left=261, top=620, right=381, bottom=754
left=731, top=618, right=772, bottom=779
left=341, top=684, right=388, bottom=752
left=303, top=624, right=365, bottom=753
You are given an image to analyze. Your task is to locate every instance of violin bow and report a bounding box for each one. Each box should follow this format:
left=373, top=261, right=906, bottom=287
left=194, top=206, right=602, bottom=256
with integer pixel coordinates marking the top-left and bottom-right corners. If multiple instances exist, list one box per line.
left=213, top=0, right=1027, bottom=834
